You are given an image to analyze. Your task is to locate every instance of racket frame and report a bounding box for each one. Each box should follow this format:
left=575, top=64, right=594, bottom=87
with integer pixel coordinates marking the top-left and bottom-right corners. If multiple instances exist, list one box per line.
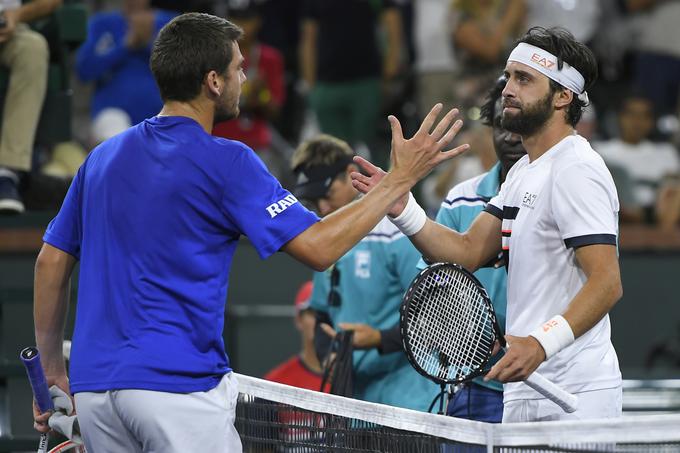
left=400, top=262, right=502, bottom=385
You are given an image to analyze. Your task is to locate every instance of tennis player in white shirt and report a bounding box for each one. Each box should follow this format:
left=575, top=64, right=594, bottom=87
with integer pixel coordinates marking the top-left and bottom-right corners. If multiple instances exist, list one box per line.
left=352, top=26, right=623, bottom=423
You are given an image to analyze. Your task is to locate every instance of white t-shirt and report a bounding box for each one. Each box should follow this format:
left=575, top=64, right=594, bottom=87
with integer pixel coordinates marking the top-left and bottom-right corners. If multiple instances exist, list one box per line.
left=595, top=139, right=680, bottom=207
left=486, top=135, right=622, bottom=402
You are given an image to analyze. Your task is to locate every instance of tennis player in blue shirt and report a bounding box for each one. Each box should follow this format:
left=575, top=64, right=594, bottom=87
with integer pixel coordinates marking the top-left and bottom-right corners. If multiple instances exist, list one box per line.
left=31, top=12, right=469, bottom=453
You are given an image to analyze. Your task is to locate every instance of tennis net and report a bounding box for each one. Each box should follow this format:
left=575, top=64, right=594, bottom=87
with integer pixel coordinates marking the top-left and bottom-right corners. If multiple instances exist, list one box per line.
left=234, top=373, right=680, bottom=452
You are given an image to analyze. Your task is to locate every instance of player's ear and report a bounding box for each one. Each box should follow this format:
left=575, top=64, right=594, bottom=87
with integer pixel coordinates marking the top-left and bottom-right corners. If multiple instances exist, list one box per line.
left=554, top=88, right=573, bottom=110
left=205, top=70, right=222, bottom=97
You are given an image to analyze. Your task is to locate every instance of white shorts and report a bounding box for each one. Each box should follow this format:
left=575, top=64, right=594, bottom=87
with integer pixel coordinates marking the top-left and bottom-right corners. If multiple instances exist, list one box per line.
left=74, top=373, right=242, bottom=453
left=502, top=386, right=622, bottom=423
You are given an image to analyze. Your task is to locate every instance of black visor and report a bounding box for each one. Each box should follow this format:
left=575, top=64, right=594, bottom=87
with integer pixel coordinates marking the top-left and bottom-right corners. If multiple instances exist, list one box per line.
left=293, top=156, right=354, bottom=200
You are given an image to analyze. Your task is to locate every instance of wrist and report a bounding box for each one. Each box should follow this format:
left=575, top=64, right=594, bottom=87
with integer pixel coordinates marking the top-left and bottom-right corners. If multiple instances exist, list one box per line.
left=529, top=315, right=574, bottom=359
left=389, top=192, right=426, bottom=236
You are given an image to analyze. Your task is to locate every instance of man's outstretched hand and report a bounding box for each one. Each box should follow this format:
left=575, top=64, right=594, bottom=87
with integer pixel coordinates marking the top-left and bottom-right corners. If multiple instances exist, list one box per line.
left=351, top=104, right=469, bottom=216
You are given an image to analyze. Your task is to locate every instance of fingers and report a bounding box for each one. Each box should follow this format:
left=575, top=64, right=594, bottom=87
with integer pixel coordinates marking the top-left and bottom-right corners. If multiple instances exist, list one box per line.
left=350, top=172, right=372, bottom=186
left=352, top=156, right=381, bottom=176
left=388, top=115, right=404, bottom=145
left=320, top=323, right=337, bottom=339
left=416, top=103, right=443, bottom=136
left=351, top=179, right=371, bottom=195
left=437, top=119, right=464, bottom=150
left=33, top=410, right=51, bottom=433
left=436, top=144, right=470, bottom=166
left=429, top=108, right=459, bottom=141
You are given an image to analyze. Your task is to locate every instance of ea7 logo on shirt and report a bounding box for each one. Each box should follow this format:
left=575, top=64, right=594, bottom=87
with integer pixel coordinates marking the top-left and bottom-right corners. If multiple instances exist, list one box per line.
left=266, top=194, right=299, bottom=218
left=522, top=191, right=538, bottom=209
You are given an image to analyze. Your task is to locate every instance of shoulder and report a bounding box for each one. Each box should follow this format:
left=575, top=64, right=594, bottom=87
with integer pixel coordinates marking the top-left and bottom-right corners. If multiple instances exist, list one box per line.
left=205, top=135, right=260, bottom=165
left=439, top=173, right=489, bottom=210
left=552, top=135, right=610, bottom=177
left=264, top=356, right=299, bottom=381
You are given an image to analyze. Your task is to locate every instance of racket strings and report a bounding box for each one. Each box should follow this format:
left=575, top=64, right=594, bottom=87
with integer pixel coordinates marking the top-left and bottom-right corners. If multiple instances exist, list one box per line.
left=406, top=267, right=496, bottom=382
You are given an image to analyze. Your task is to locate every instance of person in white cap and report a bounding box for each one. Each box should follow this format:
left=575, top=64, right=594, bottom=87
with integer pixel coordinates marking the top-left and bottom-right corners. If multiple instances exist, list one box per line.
left=352, top=26, right=623, bottom=423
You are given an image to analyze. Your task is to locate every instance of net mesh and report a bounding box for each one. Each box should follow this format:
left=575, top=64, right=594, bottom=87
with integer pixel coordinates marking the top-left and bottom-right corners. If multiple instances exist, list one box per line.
left=403, top=265, right=496, bottom=383
left=234, top=374, right=680, bottom=453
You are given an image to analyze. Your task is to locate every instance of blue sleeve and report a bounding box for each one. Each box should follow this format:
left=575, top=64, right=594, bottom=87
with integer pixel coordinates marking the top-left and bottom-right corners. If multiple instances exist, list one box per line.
left=309, top=270, right=330, bottom=313
left=76, top=14, right=130, bottom=82
left=43, top=168, right=84, bottom=259
left=220, top=142, right=319, bottom=259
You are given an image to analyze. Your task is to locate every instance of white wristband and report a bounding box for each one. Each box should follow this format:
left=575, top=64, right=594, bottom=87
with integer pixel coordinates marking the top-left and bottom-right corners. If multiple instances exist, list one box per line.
left=389, top=193, right=427, bottom=236
left=529, top=315, right=575, bottom=359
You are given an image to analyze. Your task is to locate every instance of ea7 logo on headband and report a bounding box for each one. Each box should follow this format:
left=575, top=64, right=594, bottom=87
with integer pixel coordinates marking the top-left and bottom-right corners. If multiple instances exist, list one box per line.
left=531, top=53, right=556, bottom=70
left=266, top=194, right=299, bottom=218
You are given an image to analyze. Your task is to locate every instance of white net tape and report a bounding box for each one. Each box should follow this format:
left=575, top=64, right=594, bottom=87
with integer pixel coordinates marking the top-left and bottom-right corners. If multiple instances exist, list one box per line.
left=236, top=373, right=680, bottom=449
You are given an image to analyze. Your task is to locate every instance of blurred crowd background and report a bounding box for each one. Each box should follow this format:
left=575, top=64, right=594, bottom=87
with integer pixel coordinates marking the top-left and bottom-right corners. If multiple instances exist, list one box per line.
left=0, top=0, right=679, bottom=232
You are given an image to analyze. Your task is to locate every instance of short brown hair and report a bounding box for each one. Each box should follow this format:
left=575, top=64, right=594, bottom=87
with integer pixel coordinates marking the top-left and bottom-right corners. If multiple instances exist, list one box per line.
left=151, top=13, right=243, bottom=102
left=291, top=134, right=354, bottom=172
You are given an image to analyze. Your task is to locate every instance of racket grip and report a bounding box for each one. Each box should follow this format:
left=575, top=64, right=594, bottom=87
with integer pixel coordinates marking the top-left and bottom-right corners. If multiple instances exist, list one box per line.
left=20, top=347, right=55, bottom=413
left=524, top=372, right=578, bottom=413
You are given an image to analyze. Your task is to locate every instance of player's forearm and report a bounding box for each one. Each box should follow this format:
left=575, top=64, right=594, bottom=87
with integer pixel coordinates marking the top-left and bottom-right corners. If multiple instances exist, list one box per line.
left=285, top=172, right=412, bottom=271
left=409, top=219, right=473, bottom=267
left=562, top=268, right=622, bottom=339
left=34, top=245, right=74, bottom=375
left=409, top=213, right=500, bottom=272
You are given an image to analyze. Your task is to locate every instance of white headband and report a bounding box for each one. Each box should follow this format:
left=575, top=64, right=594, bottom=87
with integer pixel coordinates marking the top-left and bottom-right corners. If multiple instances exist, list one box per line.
left=507, top=42, right=589, bottom=103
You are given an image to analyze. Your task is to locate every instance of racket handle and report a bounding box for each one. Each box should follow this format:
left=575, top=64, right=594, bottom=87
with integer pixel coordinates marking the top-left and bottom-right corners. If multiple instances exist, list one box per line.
left=524, top=372, right=579, bottom=413
left=20, top=347, right=55, bottom=413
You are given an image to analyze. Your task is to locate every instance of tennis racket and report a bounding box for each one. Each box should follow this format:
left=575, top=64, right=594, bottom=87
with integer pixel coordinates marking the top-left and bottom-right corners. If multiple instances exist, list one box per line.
left=21, top=347, right=54, bottom=453
left=400, top=263, right=578, bottom=413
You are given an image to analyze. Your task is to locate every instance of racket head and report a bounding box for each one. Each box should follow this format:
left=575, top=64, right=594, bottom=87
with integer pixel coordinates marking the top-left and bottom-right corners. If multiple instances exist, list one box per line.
left=400, top=262, right=502, bottom=385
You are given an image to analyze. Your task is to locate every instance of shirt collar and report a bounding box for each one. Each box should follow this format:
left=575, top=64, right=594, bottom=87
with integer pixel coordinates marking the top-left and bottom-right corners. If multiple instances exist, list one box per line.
left=477, top=162, right=503, bottom=199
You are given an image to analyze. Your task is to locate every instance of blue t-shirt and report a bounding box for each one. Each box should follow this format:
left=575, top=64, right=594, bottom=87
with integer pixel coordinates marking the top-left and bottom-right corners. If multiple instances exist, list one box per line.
left=44, top=116, right=318, bottom=394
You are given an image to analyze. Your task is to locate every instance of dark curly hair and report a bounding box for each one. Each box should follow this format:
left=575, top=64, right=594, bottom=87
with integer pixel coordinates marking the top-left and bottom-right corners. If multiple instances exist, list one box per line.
left=516, top=26, right=598, bottom=127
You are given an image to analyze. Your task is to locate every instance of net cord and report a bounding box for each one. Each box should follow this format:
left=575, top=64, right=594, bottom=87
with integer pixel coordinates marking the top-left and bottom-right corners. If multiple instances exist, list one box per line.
left=235, top=373, right=680, bottom=447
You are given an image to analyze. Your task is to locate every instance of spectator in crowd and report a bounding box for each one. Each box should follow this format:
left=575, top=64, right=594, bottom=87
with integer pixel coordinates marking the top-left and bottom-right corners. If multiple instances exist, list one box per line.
left=213, top=1, right=289, bottom=184
left=656, top=178, right=680, bottom=231
left=595, top=94, right=680, bottom=224
left=291, top=134, right=439, bottom=411
left=630, top=0, right=680, bottom=117
left=0, top=0, right=61, bottom=214
left=299, top=0, right=403, bottom=158
left=413, top=0, right=457, bottom=120
left=75, top=0, right=176, bottom=145
left=450, top=0, right=525, bottom=117
left=257, top=0, right=306, bottom=144
left=264, top=280, right=328, bottom=392
left=524, top=0, right=601, bottom=44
